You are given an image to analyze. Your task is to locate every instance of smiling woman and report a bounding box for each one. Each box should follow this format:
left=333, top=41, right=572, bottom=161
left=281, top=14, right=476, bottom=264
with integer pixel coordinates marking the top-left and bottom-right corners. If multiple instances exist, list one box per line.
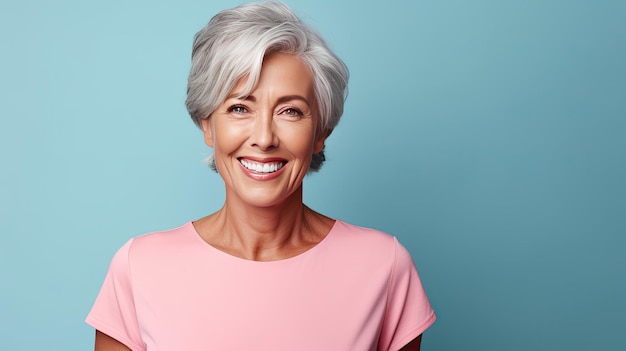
left=86, top=2, right=436, bottom=350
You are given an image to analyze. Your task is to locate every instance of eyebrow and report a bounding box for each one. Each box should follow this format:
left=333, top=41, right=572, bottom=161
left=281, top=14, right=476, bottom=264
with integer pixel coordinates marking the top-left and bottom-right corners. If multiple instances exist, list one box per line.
left=227, top=93, right=311, bottom=107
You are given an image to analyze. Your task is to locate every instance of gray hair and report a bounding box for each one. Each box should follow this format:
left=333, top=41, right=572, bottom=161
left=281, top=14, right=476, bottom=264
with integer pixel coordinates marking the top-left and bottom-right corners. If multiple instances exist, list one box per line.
left=185, top=1, right=349, bottom=172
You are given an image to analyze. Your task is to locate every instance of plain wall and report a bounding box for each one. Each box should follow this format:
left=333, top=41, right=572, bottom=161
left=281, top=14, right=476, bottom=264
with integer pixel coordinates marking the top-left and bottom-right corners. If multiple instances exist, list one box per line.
left=1, top=0, right=624, bottom=350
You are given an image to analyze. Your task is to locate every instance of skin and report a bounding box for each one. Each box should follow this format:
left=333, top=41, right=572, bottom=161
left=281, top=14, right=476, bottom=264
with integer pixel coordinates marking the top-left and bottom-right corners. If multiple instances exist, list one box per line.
left=94, top=53, right=423, bottom=350
left=95, top=331, right=130, bottom=351
left=401, top=334, right=423, bottom=351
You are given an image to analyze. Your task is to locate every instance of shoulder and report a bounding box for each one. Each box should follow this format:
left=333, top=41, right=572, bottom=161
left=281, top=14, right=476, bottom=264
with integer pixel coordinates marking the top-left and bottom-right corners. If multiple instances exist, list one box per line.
left=110, top=222, right=200, bottom=268
left=332, top=220, right=397, bottom=243
left=127, top=222, right=196, bottom=252
left=328, top=220, right=410, bottom=265
left=332, top=220, right=398, bottom=249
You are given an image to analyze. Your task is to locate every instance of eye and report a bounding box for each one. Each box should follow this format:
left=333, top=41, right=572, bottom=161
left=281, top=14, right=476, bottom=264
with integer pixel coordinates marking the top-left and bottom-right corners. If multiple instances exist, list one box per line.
left=227, top=105, right=248, bottom=114
left=281, top=108, right=304, bottom=118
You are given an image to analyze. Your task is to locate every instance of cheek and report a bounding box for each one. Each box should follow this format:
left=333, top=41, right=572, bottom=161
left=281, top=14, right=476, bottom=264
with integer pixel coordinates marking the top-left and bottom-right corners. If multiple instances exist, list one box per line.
left=283, top=126, right=317, bottom=159
left=212, top=121, right=246, bottom=153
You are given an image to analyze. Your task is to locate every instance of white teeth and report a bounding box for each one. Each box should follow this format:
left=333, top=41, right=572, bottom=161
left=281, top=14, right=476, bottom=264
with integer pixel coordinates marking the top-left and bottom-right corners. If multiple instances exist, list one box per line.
left=240, top=159, right=284, bottom=173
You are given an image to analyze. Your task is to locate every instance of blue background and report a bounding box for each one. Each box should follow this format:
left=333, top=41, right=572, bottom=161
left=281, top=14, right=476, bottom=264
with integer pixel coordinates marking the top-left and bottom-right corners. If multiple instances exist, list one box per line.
left=1, top=0, right=624, bottom=350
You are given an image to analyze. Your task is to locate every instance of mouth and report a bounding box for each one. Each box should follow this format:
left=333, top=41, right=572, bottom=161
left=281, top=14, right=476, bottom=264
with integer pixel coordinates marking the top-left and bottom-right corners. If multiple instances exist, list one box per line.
left=238, top=158, right=286, bottom=174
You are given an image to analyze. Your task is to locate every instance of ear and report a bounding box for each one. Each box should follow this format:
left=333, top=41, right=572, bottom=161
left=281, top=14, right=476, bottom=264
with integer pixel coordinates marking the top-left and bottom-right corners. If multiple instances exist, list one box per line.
left=313, top=129, right=332, bottom=154
left=201, top=117, right=214, bottom=148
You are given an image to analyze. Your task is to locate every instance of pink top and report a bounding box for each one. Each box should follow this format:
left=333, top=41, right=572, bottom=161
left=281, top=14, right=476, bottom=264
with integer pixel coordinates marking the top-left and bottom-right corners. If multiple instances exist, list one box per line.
left=86, top=220, right=436, bottom=350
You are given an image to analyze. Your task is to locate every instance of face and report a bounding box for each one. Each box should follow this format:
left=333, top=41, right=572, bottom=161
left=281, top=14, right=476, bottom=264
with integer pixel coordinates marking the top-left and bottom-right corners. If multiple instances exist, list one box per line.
left=202, top=53, right=326, bottom=208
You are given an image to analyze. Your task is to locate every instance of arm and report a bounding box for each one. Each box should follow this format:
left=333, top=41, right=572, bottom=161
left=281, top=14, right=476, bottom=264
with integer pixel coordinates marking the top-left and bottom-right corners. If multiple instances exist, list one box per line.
left=88, top=240, right=142, bottom=351
left=95, top=330, right=132, bottom=351
left=381, top=239, right=435, bottom=350
left=399, top=334, right=422, bottom=351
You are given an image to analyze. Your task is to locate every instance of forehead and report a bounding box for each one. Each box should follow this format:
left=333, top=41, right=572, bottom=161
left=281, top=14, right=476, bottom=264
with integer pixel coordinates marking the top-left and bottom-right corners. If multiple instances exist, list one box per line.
left=232, top=53, right=315, bottom=100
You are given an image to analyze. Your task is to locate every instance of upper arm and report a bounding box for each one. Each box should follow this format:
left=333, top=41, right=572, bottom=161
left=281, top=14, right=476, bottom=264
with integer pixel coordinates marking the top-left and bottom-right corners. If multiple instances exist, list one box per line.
left=399, top=334, right=422, bottom=351
left=87, top=240, right=143, bottom=350
left=380, top=239, right=435, bottom=349
left=95, top=330, right=132, bottom=351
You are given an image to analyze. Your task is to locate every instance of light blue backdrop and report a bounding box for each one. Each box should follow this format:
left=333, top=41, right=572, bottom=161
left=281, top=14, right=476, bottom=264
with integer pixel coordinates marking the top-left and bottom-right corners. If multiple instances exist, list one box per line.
left=1, top=0, right=624, bottom=350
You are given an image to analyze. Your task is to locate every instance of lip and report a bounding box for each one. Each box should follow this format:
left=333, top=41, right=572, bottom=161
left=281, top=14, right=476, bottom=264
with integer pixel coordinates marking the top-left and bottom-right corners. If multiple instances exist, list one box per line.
left=237, top=157, right=287, bottom=181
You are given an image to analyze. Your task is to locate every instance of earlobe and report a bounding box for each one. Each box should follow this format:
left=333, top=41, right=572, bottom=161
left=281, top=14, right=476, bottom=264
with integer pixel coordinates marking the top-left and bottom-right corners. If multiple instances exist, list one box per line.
left=201, top=117, right=215, bottom=147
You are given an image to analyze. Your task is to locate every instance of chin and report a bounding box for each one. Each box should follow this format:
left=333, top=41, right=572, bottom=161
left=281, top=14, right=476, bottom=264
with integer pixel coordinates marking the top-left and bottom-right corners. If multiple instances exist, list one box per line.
left=231, top=186, right=295, bottom=209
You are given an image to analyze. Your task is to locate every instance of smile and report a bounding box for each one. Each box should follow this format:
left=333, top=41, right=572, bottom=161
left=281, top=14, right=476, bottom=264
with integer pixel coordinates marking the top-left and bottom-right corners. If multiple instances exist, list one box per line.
left=239, top=158, right=285, bottom=173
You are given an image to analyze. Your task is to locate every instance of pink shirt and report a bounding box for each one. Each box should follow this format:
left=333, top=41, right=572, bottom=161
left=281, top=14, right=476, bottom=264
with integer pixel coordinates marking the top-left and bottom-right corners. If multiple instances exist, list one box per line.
left=86, top=220, right=436, bottom=350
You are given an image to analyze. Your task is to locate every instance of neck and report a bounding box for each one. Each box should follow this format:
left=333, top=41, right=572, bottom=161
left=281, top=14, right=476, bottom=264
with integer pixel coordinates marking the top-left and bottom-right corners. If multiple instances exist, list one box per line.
left=197, top=185, right=329, bottom=261
left=221, top=186, right=307, bottom=241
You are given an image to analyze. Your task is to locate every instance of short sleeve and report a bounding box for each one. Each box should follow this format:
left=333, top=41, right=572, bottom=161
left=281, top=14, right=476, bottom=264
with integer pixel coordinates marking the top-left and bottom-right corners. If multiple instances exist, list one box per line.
left=86, top=239, right=145, bottom=351
left=378, top=238, right=436, bottom=351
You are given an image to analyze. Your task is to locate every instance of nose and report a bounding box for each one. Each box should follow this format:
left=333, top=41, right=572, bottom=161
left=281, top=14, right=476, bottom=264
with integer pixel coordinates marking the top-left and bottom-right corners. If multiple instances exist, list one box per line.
left=249, top=110, right=278, bottom=151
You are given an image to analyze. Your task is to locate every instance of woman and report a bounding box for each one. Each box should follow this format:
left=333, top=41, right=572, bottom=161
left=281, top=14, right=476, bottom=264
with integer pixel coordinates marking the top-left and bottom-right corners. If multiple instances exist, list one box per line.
left=87, top=2, right=436, bottom=350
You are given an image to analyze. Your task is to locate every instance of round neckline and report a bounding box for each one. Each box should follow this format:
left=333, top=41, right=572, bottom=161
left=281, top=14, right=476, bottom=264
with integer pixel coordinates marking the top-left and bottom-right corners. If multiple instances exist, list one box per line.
left=186, top=219, right=340, bottom=264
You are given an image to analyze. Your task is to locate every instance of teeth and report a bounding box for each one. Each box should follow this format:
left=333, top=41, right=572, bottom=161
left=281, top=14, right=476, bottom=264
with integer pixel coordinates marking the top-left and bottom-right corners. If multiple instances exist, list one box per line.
left=240, top=159, right=284, bottom=173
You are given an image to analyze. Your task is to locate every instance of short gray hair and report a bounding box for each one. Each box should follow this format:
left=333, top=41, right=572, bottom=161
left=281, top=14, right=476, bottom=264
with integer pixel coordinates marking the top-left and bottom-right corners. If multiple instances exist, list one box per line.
left=185, top=1, right=349, bottom=172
